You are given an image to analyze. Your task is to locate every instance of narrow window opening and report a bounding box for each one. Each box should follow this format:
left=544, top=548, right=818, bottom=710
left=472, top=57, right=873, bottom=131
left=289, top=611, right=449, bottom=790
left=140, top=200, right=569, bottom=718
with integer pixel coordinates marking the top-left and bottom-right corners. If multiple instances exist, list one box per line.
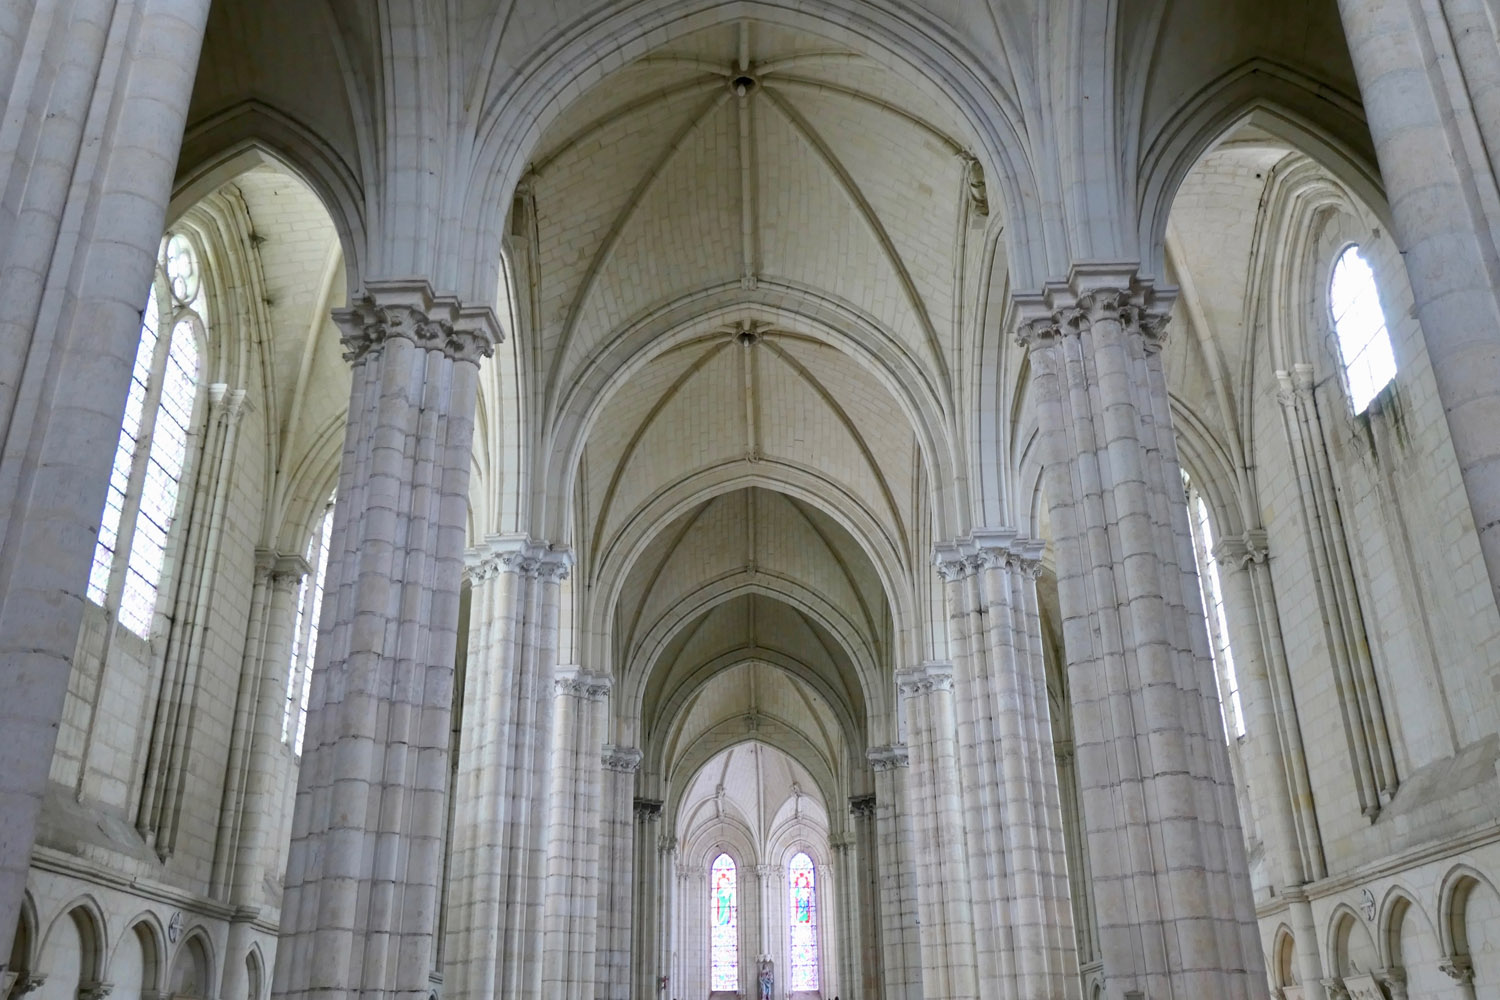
left=87, top=235, right=206, bottom=638
left=284, top=497, right=336, bottom=754
left=710, top=853, right=738, bottom=990
left=1184, top=473, right=1245, bottom=739
left=1330, top=245, right=1397, bottom=414
left=788, top=851, right=819, bottom=991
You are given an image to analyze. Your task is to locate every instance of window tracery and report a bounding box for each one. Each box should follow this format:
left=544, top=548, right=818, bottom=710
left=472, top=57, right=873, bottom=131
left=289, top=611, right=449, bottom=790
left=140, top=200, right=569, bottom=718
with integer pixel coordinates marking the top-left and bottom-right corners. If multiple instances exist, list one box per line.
left=1330, top=245, right=1397, bottom=414
left=87, top=234, right=206, bottom=638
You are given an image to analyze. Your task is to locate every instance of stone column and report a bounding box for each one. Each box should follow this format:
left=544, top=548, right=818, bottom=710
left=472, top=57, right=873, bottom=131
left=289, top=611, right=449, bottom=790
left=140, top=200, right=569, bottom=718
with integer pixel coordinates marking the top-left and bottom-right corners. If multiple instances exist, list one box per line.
left=657, top=837, right=676, bottom=999
left=849, top=795, right=885, bottom=1000
left=1214, top=534, right=1329, bottom=1000
left=1335, top=0, right=1500, bottom=612
left=138, top=385, right=249, bottom=855
left=631, top=798, right=663, bottom=1000
left=0, top=0, right=212, bottom=949
left=273, top=282, right=499, bottom=1000
left=1017, top=269, right=1261, bottom=999
left=868, top=747, right=920, bottom=1000
left=219, top=553, right=306, bottom=1000
left=831, top=835, right=858, bottom=999
left=595, top=746, right=642, bottom=1000
left=935, top=531, right=1080, bottom=1000
left=542, top=668, right=611, bottom=1000
left=444, top=535, right=572, bottom=1000
left=893, top=663, right=978, bottom=1000
left=1275, top=366, right=1396, bottom=818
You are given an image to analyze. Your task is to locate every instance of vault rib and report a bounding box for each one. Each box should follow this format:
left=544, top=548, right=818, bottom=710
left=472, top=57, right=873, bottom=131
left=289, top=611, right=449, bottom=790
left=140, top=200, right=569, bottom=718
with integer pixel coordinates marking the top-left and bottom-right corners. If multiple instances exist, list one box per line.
left=761, top=338, right=909, bottom=549
left=761, top=86, right=953, bottom=402
left=547, top=89, right=731, bottom=408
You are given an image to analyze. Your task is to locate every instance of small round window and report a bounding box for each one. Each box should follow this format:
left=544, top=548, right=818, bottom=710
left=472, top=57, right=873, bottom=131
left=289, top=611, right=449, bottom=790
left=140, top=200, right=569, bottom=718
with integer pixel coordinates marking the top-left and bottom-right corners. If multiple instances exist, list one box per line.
left=1329, top=245, right=1397, bottom=413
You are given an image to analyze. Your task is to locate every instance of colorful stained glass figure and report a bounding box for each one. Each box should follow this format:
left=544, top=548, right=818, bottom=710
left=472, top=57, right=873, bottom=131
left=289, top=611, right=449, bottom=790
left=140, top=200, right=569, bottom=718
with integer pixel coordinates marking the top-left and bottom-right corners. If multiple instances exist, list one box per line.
left=710, top=854, right=738, bottom=990
left=788, top=852, right=819, bottom=990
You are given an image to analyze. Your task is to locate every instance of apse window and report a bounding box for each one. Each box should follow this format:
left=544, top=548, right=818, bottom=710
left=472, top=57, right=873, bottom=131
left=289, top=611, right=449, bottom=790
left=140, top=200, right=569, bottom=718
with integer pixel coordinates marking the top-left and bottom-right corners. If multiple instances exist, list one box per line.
left=710, top=853, right=739, bottom=990
left=284, top=496, right=336, bottom=754
left=1329, top=245, right=1397, bottom=413
left=87, top=234, right=206, bottom=638
left=788, top=852, right=820, bottom=991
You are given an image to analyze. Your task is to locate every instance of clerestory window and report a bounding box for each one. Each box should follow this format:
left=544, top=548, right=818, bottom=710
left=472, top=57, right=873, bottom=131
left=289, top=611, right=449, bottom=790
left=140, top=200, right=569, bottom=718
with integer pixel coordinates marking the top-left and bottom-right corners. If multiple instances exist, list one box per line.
left=1183, top=473, right=1245, bottom=740
left=284, top=496, right=336, bottom=755
left=87, top=234, right=206, bottom=638
left=1329, top=245, right=1397, bottom=414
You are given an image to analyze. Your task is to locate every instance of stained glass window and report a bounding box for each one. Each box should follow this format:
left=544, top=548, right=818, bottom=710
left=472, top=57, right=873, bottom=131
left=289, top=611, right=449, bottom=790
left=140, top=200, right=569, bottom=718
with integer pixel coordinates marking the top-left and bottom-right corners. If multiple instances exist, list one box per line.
left=1330, top=245, right=1396, bottom=414
left=710, top=853, right=738, bottom=990
left=87, top=234, right=206, bottom=638
left=284, top=496, right=336, bottom=753
left=788, top=852, right=819, bottom=990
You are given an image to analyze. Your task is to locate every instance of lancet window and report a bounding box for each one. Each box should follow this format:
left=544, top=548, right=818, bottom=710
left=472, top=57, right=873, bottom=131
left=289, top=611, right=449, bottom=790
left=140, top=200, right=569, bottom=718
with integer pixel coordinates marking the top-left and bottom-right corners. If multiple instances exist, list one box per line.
left=284, top=496, right=335, bottom=754
left=1329, top=244, right=1397, bottom=414
left=788, top=851, right=819, bottom=990
left=1183, top=473, right=1245, bottom=739
left=710, top=853, right=738, bottom=990
left=87, top=234, right=207, bottom=638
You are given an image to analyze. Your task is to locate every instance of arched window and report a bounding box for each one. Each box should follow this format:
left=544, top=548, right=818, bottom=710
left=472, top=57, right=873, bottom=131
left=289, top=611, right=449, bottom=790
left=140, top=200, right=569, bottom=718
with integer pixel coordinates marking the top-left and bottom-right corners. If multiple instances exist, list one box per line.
left=788, top=852, right=819, bottom=991
left=87, top=234, right=206, bottom=638
left=1330, top=245, right=1397, bottom=414
left=1183, top=473, right=1245, bottom=739
left=284, top=496, right=336, bottom=754
left=710, top=853, right=738, bottom=990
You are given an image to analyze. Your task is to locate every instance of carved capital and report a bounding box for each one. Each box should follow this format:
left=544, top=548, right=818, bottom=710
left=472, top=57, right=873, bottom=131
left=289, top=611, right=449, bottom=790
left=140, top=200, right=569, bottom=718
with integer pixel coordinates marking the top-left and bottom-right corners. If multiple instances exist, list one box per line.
left=895, top=660, right=954, bottom=699
left=554, top=666, right=612, bottom=701
left=1439, top=956, right=1474, bottom=985
left=849, top=793, right=877, bottom=819
left=333, top=280, right=501, bottom=366
left=1320, top=977, right=1349, bottom=1000
left=466, top=534, right=574, bottom=584
left=12, top=973, right=47, bottom=997
left=602, top=745, right=643, bottom=773
left=77, top=981, right=114, bottom=1000
left=866, top=744, right=909, bottom=771
left=933, top=530, right=1044, bottom=583
left=1013, top=265, right=1175, bottom=353
left=634, top=797, right=663, bottom=820
left=1374, top=967, right=1408, bottom=1000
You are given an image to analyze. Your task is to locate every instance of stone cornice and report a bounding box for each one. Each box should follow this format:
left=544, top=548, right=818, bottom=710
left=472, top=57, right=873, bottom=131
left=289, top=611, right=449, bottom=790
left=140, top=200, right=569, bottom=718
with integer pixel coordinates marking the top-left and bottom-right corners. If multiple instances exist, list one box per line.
left=933, top=528, right=1045, bottom=582
left=1013, top=264, right=1176, bottom=353
left=602, top=744, right=643, bottom=773
left=894, top=660, right=954, bottom=699
left=333, top=279, right=501, bottom=366
left=465, top=533, right=574, bottom=584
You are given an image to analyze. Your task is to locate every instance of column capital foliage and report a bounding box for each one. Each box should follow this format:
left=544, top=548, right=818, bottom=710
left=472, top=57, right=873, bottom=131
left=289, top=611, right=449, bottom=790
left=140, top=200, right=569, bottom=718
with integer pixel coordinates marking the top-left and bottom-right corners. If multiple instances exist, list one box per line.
left=848, top=793, right=876, bottom=818
left=865, top=744, right=909, bottom=771
left=933, top=527, right=1045, bottom=582
left=602, top=744, right=643, bottom=773
left=554, top=666, right=612, bottom=700
left=1013, top=264, right=1175, bottom=354
left=465, top=533, right=573, bottom=584
left=894, top=660, right=954, bottom=698
left=634, top=797, right=663, bottom=819
left=334, top=279, right=502, bottom=366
